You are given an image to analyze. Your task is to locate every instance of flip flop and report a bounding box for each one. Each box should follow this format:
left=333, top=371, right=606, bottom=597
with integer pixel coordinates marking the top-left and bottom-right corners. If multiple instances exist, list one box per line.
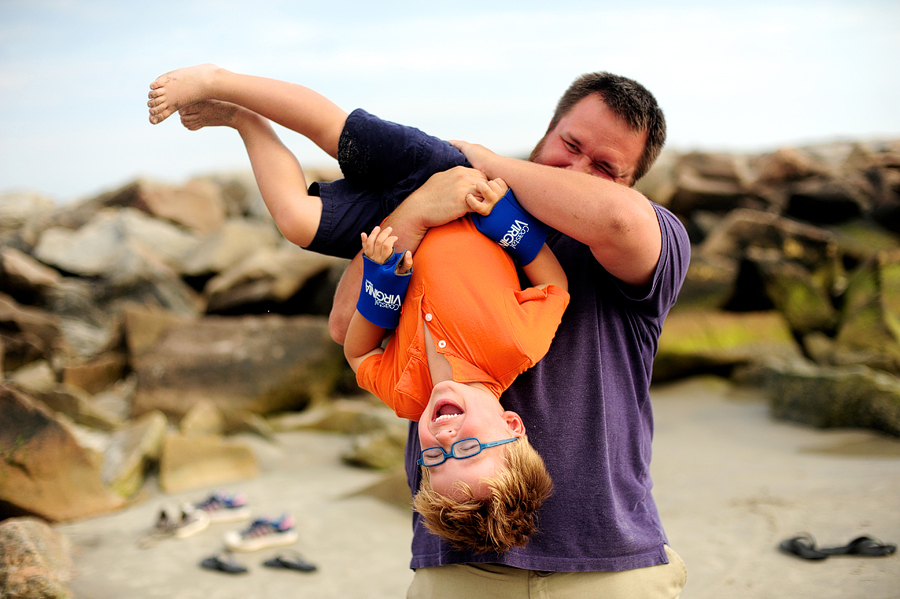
left=820, top=536, right=897, bottom=557
left=200, top=552, right=249, bottom=574
left=778, top=534, right=828, bottom=560
left=263, top=550, right=318, bottom=572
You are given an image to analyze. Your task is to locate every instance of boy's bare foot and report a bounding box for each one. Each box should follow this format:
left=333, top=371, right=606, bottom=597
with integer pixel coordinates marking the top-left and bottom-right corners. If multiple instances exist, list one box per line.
left=148, top=64, right=220, bottom=125
left=179, top=100, right=242, bottom=131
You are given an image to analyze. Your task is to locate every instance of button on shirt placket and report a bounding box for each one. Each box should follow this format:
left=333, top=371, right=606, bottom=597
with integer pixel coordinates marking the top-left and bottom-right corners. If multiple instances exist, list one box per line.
left=423, top=311, right=447, bottom=350
left=423, top=312, right=447, bottom=349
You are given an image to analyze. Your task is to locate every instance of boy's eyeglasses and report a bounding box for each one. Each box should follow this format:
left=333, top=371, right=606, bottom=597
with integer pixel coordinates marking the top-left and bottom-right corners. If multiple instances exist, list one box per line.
left=417, top=437, right=518, bottom=467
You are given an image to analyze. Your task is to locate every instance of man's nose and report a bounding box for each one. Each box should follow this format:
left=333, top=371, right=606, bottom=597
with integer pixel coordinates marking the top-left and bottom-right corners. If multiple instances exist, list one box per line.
left=563, top=155, right=593, bottom=175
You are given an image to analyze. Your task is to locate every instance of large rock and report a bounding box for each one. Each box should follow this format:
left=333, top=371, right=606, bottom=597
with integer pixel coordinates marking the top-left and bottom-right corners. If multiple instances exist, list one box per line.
left=60, top=351, right=127, bottom=395
left=670, top=254, right=737, bottom=313
left=834, top=249, right=900, bottom=373
left=753, top=146, right=830, bottom=184
left=23, top=382, right=123, bottom=432
left=158, top=433, right=259, bottom=494
left=179, top=219, right=281, bottom=278
left=0, top=293, right=66, bottom=373
left=754, top=359, right=900, bottom=437
left=700, top=208, right=837, bottom=270
left=747, top=247, right=839, bottom=335
left=0, top=517, right=75, bottom=599
left=130, top=314, right=346, bottom=420
left=668, top=167, right=759, bottom=215
left=0, top=191, right=56, bottom=241
left=270, top=397, right=400, bottom=435
left=36, top=278, right=121, bottom=360
left=654, top=310, right=802, bottom=381
left=0, top=246, right=61, bottom=306
left=0, top=384, right=126, bottom=522
left=33, top=209, right=204, bottom=319
left=102, top=410, right=167, bottom=497
left=93, top=178, right=226, bottom=233
left=203, top=244, right=346, bottom=314
left=785, top=175, right=871, bottom=224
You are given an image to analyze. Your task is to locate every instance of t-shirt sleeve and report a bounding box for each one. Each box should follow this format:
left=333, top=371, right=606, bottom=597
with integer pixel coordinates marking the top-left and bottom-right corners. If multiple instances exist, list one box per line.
left=507, top=284, right=570, bottom=364
left=646, top=203, right=691, bottom=317
left=356, top=347, right=422, bottom=421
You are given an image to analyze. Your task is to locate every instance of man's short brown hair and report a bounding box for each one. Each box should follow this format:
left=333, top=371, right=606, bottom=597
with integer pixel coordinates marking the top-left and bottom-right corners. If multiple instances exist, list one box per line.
left=412, top=435, right=553, bottom=554
left=545, top=71, right=666, bottom=183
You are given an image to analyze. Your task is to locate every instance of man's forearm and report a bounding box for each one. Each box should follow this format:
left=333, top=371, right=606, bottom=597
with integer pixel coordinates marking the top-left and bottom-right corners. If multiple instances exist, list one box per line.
left=473, top=153, right=661, bottom=287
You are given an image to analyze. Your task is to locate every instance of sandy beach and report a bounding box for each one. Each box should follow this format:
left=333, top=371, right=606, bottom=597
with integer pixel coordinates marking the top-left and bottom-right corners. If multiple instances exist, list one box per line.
left=55, top=376, right=900, bottom=599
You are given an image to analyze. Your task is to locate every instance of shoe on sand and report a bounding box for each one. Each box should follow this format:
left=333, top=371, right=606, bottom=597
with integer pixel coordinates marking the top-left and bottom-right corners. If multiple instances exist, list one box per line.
left=224, top=514, right=298, bottom=552
left=191, top=490, right=251, bottom=523
left=778, top=534, right=828, bottom=560
left=174, top=507, right=210, bottom=538
left=820, top=535, right=897, bottom=557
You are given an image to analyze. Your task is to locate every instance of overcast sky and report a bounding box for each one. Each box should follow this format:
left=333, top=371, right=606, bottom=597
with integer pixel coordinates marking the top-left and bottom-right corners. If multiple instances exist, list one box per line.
left=1, top=0, right=898, bottom=204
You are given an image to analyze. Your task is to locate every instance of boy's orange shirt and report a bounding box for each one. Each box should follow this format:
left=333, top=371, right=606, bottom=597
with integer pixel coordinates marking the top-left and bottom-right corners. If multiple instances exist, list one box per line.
left=357, top=216, right=570, bottom=421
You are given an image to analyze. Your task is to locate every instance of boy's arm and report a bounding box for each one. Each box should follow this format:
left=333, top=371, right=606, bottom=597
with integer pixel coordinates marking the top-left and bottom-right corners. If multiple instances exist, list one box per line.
left=343, top=311, right=387, bottom=373
left=342, top=226, right=413, bottom=369
left=522, top=244, right=568, bottom=293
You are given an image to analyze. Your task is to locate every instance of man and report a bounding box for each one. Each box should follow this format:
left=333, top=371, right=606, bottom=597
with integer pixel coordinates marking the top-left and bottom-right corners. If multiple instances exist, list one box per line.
left=328, top=72, right=691, bottom=598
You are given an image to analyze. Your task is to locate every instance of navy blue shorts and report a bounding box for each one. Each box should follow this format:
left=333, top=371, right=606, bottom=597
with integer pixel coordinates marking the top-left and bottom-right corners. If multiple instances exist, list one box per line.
left=307, top=109, right=468, bottom=260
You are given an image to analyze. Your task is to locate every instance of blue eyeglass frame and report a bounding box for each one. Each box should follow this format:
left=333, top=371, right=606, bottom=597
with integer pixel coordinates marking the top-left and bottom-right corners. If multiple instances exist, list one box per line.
left=417, top=437, right=518, bottom=467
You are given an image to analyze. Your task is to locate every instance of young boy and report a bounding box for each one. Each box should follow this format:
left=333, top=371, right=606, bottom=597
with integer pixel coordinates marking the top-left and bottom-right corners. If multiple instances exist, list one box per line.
left=148, top=65, right=568, bottom=553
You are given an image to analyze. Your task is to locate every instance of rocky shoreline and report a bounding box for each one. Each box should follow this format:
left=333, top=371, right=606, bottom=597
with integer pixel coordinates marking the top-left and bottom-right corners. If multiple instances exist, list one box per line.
left=2, top=141, right=900, bottom=597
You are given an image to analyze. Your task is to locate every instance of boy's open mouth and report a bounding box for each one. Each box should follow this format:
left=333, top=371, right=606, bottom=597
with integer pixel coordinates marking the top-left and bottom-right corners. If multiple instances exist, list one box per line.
left=432, top=400, right=463, bottom=423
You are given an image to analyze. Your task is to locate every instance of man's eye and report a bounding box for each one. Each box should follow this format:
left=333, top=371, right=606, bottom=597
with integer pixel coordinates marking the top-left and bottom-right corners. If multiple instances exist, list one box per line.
left=564, top=141, right=578, bottom=152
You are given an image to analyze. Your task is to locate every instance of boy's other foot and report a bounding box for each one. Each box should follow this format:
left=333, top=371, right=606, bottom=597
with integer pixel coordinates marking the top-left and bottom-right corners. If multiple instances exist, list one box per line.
left=148, top=63, right=220, bottom=125
left=179, top=99, right=243, bottom=131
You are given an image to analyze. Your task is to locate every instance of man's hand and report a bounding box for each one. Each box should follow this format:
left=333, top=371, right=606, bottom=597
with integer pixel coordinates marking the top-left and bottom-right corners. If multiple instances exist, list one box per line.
left=449, top=140, right=495, bottom=173
left=395, top=165, right=490, bottom=234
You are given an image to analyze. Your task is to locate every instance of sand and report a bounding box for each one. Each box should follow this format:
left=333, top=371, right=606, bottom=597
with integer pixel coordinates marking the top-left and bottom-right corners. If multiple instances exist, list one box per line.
left=55, top=376, right=900, bottom=599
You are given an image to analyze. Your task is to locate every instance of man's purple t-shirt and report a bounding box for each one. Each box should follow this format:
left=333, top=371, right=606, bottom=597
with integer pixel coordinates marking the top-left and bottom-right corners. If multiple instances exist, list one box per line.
left=311, top=109, right=692, bottom=572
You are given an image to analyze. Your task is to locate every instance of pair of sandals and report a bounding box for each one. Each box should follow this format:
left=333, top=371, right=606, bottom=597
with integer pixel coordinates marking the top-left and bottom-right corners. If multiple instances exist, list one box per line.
left=779, top=534, right=896, bottom=561
left=200, top=550, right=317, bottom=574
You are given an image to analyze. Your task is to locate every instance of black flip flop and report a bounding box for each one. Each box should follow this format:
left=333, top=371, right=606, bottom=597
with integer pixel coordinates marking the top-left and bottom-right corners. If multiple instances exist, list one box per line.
left=263, top=550, right=318, bottom=572
left=820, top=536, right=897, bottom=557
left=200, top=552, right=249, bottom=574
left=778, top=534, right=828, bottom=560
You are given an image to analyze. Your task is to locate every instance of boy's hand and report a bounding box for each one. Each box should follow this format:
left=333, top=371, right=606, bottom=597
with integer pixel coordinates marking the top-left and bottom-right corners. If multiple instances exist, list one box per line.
left=466, top=178, right=508, bottom=217
left=361, top=226, right=412, bottom=273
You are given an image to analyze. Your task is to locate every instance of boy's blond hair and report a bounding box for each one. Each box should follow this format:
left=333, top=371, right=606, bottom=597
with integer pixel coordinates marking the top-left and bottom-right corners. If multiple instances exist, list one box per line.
left=412, top=435, right=553, bottom=554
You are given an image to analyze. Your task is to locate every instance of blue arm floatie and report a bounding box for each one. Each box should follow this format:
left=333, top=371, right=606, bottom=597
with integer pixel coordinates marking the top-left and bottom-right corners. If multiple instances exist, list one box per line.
left=471, top=189, right=548, bottom=265
left=356, top=251, right=412, bottom=329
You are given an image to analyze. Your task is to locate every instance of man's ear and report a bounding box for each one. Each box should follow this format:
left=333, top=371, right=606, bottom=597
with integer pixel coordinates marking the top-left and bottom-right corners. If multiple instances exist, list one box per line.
left=503, top=411, right=526, bottom=436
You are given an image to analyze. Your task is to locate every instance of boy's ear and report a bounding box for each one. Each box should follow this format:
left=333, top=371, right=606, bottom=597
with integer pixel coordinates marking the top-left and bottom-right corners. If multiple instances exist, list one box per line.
left=503, top=411, right=526, bottom=436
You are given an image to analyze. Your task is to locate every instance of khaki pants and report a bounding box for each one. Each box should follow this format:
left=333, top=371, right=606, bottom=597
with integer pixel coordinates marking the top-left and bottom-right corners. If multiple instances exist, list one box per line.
left=408, top=545, right=687, bottom=599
